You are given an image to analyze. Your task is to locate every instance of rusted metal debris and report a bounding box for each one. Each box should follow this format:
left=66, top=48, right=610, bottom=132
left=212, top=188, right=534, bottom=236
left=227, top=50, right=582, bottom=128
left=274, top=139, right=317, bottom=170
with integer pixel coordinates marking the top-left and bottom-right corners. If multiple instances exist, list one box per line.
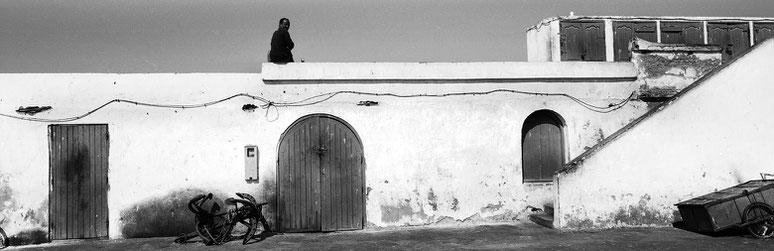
left=174, top=193, right=271, bottom=245
left=15, top=106, right=52, bottom=115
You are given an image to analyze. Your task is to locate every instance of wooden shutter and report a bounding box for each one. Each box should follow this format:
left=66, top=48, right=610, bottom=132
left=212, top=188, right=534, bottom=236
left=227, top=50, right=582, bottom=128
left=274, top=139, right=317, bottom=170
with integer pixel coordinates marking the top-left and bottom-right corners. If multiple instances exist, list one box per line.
left=561, top=21, right=605, bottom=61
left=754, top=23, right=774, bottom=44
left=708, top=22, right=750, bottom=61
left=613, top=21, right=657, bottom=61
left=661, top=22, right=704, bottom=45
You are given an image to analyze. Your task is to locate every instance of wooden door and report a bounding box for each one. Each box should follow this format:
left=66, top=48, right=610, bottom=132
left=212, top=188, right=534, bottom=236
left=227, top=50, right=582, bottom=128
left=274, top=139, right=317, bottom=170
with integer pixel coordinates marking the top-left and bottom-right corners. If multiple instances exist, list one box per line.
left=277, top=115, right=364, bottom=232
left=319, top=117, right=364, bottom=231
left=522, top=111, right=564, bottom=182
left=49, top=124, right=109, bottom=239
left=277, top=117, right=321, bottom=232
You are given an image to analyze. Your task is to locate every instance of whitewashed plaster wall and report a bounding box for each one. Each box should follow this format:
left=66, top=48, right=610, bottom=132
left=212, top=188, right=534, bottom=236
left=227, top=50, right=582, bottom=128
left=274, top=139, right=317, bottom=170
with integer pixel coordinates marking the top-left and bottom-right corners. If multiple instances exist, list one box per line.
left=526, top=21, right=554, bottom=62
left=554, top=40, right=774, bottom=229
left=0, top=62, right=647, bottom=239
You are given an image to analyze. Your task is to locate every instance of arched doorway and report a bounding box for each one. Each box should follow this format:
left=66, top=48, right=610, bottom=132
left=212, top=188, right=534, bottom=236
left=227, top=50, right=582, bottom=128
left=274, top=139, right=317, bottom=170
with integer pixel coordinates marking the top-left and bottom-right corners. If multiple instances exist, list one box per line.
left=277, top=114, right=365, bottom=232
left=521, top=110, right=565, bottom=182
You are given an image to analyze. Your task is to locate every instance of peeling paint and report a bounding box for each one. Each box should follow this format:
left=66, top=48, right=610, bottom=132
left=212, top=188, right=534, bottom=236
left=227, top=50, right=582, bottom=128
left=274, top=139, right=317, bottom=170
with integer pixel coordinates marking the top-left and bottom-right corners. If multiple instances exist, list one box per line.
left=483, top=209, right=521, bottom=222
left=594, top=128, right=605, bottom=143
left=0, top=173, right=49, bottom=237
left=0, top=173, right=14, bottom=212
left=564, top=217, right=595, bottom=229
left=610, top=204, right=673, bottom=226
left=427, top=189, right=438, bottom=211
left=481, top=202, right=504, bottom=214
left=638, top=54, right=720, bottom=79
left=380, top=200, right=428, bottom=223
left=450, top=198, right=459, bottom=211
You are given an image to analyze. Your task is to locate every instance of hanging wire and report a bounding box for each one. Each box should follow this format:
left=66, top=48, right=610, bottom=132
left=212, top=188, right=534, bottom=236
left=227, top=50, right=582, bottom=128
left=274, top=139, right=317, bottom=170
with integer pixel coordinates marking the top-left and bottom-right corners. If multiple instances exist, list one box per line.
left=0, top=89, right=635, bottom=123
left=0, top=93, right=271, bottom=123
left=273, top=89, right=636, bottom=113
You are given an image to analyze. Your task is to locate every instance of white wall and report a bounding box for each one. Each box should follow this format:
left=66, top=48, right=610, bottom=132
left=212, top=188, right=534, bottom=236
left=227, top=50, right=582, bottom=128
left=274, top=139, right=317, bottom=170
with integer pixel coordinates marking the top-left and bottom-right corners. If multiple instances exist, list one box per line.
left=527, top=25, right=553, bottom=62
left=0, top=62, right=648, bottom=239
left=555, top=40, right=774, bottom=229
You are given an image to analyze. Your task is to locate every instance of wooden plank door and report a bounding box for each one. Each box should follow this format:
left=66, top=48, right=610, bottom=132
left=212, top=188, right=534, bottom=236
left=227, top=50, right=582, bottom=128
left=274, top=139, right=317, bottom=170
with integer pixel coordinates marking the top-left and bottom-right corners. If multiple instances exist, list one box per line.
left=522, top=111, right=564, bottom=182
left=319, top=117, right=364, bottom=231
left=278, top=115, right=364, bottom=232
left=49, top=124, right=109, bottom=239
left=277, top=117, right=322, bottom=232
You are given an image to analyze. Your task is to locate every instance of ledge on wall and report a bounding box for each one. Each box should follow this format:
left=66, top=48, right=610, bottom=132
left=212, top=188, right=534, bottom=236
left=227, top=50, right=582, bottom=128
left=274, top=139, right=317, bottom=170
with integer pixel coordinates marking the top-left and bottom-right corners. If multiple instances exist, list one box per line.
left=261, top=62, right=637, bottom=84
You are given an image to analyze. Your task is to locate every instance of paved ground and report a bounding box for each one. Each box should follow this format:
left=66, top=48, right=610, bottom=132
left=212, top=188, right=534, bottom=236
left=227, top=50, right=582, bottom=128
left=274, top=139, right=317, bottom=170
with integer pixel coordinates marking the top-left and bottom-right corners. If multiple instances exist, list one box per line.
left=6, top=222, right=774, bottom=250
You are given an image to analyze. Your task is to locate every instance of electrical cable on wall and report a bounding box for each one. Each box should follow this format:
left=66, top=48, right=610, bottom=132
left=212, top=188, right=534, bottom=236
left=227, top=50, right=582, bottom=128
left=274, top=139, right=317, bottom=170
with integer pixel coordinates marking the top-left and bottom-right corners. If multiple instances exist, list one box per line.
left=0, top=89, right=635, bottom=123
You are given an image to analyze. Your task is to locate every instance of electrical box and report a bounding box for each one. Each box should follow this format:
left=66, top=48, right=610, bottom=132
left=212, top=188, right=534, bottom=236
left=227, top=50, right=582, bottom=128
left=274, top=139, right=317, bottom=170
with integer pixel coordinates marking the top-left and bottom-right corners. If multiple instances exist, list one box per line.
left=245, top=145, right=259, bottom=181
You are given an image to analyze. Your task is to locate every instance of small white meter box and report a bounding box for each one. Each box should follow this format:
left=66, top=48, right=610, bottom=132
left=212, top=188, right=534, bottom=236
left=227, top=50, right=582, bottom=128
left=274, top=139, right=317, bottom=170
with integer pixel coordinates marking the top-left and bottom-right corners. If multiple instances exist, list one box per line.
left=245, top=145, right=259, bottom=181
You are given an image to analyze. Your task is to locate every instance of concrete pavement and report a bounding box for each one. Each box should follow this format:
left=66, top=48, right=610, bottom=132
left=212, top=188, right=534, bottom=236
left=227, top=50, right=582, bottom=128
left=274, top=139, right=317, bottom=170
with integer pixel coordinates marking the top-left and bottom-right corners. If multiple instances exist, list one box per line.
left=6, top=222, right=774, bottom=250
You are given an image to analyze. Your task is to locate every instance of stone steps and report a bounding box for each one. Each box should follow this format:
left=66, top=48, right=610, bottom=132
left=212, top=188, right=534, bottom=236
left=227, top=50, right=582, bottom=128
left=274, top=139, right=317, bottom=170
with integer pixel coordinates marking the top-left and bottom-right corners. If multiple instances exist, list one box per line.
left=528, top=203, right=554, bottom=229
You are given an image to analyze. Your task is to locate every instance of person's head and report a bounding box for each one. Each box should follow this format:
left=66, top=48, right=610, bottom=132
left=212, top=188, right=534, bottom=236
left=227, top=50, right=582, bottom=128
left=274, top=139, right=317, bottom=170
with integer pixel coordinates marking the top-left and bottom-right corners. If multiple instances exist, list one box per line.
left=279, top=18, right=290, bottom=30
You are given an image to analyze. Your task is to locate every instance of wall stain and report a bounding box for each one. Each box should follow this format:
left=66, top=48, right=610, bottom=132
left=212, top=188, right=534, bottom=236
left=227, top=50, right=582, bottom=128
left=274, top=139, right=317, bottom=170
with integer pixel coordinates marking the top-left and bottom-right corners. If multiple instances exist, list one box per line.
left=564, top=216, right=595, bottom=229
left=380, top=199, right=428, bottom=223
left=594, top=128, right=605, bottom=143
left=0, top=173, right=15, bottom=212
left=0, top=173, right=49, bottom=240
left=252, top=178, right=277, bottom=231
left=427, top=189, right=438, bottom=211
left=483, top=209, right=520, bottom=221
left=64, top=146, right=90, bottom=195
left=610, top=204, right=673, bottom=226
left=481, top=202, right=504, bottom=214
left=450, top=197, right=459, bottom=211
left=120, top=188, right=227, bottom=238
left=638, top=54, right=720, bottom=79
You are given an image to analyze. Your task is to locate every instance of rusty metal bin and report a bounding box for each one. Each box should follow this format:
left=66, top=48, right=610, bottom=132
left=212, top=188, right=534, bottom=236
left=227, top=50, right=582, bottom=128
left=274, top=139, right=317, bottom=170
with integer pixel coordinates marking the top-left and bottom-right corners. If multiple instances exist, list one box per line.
left=676, top=180, right=774, bottom=233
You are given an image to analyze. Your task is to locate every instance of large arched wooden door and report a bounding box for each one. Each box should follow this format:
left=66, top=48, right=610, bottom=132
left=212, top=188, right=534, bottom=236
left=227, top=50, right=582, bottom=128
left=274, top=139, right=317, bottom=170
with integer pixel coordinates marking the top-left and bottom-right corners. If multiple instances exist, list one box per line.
left=277, top=114, right=365, bottom=232
left=522, top=110, right=565, bottom=182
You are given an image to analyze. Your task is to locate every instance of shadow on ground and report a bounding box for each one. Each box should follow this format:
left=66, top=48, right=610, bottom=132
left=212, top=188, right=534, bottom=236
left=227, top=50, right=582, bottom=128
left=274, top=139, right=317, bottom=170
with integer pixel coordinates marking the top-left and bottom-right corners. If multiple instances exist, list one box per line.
left=672, top=221, right=749, bottom=238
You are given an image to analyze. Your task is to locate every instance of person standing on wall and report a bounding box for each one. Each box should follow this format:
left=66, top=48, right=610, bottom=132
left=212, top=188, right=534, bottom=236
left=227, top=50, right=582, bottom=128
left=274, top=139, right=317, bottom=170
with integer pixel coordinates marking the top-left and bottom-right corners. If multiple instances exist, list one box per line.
left=269, top=18, right=294, bottom=64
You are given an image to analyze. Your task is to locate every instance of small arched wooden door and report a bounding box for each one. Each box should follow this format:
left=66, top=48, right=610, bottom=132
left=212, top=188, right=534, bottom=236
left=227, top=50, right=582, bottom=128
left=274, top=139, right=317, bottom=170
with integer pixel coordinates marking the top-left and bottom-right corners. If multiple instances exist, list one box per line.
left=277, top=114, right=365, bottom=232
left=522, top=110, right=565, bottom=182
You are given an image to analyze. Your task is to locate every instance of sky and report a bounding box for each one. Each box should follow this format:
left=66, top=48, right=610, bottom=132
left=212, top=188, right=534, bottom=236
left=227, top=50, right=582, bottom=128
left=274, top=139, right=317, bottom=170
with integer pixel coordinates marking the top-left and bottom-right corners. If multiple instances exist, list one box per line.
left=1, top=0, right=773, bottom=73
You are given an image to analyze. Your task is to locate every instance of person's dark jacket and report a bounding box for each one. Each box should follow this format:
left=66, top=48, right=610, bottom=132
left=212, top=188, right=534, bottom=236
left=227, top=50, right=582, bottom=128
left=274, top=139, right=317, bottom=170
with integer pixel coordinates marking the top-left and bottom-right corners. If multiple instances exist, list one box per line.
left=269, top=29, right=294, bottom=63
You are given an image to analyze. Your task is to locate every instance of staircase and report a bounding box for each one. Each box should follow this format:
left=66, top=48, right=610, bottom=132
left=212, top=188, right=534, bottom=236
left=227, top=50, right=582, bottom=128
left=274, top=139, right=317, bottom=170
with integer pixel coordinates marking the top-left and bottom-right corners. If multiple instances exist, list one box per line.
left=528, top=203, right=554, bottom=228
